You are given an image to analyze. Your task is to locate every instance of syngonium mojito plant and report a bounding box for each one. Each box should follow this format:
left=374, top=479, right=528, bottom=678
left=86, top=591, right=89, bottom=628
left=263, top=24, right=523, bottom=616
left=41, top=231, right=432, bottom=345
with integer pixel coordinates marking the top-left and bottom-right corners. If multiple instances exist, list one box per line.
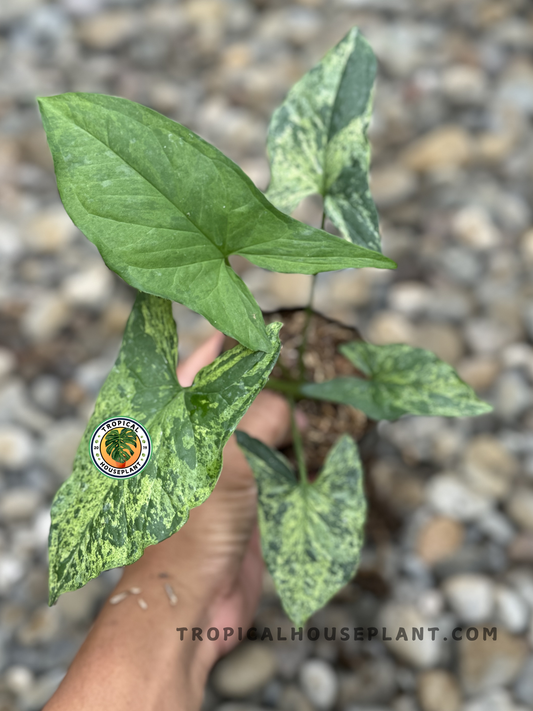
left=39, top=28, right=491, bottom=627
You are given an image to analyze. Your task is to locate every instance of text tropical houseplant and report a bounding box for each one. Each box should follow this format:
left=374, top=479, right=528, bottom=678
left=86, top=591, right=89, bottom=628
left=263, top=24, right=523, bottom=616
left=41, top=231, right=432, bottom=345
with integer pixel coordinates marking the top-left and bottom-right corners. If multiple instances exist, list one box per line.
left=39, top=28, right=491, bottom=627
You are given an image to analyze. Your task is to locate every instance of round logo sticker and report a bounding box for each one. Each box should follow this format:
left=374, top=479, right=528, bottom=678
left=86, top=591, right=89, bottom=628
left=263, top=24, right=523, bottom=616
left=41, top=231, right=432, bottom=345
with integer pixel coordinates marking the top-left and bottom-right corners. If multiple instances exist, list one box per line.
left=90, top=417, right=151, bottom=479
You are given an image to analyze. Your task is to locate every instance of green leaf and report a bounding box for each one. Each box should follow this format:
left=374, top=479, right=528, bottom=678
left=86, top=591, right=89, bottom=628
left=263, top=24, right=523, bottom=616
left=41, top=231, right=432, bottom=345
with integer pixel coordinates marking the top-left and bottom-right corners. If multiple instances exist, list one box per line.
left=302, top=342, right=493, bottom=420
left=48, top=292, right=282, bottom=605
left=38, top=92, right=394, bottom=352
left=236, top=432, right=366, bottom=627
left=266, top=27, right=381, bottom=252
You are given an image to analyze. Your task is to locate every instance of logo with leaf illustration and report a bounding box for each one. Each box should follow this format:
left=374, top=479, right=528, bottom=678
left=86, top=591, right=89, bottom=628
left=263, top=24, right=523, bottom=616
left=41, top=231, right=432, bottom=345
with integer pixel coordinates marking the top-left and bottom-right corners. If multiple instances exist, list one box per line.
left=90, top=417, right=151, bottom=479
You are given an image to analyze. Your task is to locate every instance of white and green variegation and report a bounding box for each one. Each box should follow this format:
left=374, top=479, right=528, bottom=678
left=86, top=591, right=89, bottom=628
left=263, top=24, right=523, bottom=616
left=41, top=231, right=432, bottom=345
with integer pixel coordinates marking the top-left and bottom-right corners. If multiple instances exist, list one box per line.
left=266, top=27, right=381, bottom=252
left=236, top=432, right=366, bottom=627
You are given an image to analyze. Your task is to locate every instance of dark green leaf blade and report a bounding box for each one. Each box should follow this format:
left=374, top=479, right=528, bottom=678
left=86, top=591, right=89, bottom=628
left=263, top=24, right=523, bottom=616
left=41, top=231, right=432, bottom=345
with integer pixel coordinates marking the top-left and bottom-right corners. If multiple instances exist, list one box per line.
left=236, top=431, right=366, bottom=627
left=266, top=27, right=380, bottom=252
left=38, top=92, right=394, bottom=352
left=48, top=292, right=281, bottom=605
left=302, top=342, right=493, bottom=420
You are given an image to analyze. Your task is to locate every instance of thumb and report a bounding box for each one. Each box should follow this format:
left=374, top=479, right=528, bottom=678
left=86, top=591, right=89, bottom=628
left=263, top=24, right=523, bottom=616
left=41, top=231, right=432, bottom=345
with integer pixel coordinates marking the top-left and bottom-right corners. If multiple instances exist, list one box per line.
left=176, top=331, right=225, bottom=387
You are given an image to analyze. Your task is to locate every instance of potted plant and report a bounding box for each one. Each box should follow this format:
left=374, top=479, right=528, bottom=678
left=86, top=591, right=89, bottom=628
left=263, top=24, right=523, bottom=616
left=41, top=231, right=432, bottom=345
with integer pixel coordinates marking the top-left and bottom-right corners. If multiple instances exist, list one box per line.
left=38, top=27, right=491, bottom=628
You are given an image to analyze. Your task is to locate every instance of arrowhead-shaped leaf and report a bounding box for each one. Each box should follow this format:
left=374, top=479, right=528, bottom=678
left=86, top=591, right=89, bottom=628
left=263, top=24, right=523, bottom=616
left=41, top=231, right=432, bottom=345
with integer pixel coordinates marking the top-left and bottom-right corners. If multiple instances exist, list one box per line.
left=236, top=432, right=366, bottom=627
left=302, top=342, right=493, bottom=420
left=266, top=27, right=380, bottom=252
left=38, top=92, right=394, bottom=352
left=48, top=292, right=281, bottom=605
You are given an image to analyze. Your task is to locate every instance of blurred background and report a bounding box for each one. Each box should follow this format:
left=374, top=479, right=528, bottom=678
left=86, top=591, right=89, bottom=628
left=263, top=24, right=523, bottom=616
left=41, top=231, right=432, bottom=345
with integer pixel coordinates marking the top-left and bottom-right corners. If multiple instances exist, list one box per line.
left=0, top=0, right=533, bottom=709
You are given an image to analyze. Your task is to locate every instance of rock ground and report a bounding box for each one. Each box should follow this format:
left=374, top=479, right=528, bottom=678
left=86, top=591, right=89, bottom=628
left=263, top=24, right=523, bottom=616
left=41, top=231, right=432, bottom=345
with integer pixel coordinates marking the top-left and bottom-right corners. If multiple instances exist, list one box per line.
left=0, top=1, right=533, bottom=710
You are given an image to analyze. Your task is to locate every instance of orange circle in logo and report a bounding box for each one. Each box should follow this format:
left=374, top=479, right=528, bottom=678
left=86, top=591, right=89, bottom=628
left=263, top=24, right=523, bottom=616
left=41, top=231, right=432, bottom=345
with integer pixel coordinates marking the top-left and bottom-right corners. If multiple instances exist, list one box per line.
left=100, top=428, right=142, bottom=469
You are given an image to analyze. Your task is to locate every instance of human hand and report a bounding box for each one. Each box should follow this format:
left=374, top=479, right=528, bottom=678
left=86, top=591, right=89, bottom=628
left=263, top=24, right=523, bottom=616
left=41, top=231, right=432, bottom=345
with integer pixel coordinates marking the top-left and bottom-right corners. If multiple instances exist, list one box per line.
left=45, top=332, right=297, bottom=711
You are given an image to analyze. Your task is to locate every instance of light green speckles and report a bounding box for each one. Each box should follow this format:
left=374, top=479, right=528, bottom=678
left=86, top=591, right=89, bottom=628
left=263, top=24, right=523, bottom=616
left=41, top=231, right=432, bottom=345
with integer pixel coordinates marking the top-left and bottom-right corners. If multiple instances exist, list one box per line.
left=302, top=342, right=493, bottom=420
left=266, top=27, right=381, bottom=252
left=48, top=293, right=281, bottom=605
left=236, top=432, right=366, bottom=627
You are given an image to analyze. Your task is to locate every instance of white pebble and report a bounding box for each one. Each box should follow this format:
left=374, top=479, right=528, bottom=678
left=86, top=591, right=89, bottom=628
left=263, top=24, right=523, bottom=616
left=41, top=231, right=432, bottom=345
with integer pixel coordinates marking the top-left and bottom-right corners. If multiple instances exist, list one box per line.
left=495, top=585, right=530, bottom=634
left=299, top=659, right=338, bottom=711
left=442, top=574, right=495, bottom=623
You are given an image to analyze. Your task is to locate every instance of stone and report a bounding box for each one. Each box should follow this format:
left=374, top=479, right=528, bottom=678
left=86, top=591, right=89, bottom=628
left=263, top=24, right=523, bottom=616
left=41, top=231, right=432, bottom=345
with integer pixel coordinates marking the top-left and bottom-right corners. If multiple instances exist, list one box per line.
left=211, top=644, right=278, bottom=698
left=412, top=322, right=464, bottom=365
left=370, top=165, right=417, bottom=207
left=442, top=65, right=487, bottom=105
left=476, top=510, right=515, bottom=546
left=416, top=517, right=464, bottom=565
left=417, top=670, right=461, bottom=711
left=337, top=658, right=397, bottom=706
left=463, top=435, right=519, bottom=501
left=77, top=11, right=140, bottom=50
left=459, top=627, right=528, bottom=695
left=508, top=534, right=533, bottom=563
left=494, top=585, right=529, bottom=634
left=21, top=293, right=71, bottom=343
left=506, top=488, right=533, bottom=532
left=426, top=474, right=491, bottom=522
left=43, top=420, right=86, bottom=480
left=4, top=665, right=34, bottom=695
left=464, top=319, right=517, bottom=355
left=495, top=372, right=532, bottom=422
left=457, top=357, right=500, bottom=392
left=366, top=312, right=416, bottom=346
left=388, top=282, right=431, bottom=316
left=0, top=554, right=25, bottom=594
left=0, top=488, right=42, bottom=522
left=401, top=126, right=473, bottom=172
left=462, top=688, right=516, bottom=711
left=451, top=206, right=500, bottom=250
left=23, top=208, right=77, bottom=253
left=279, top=685, right=314, bottom=711
left=0, top=348, right=15, bottom=381
left=0, top=425, right=34, bottom=469
left=61, top=264, right=113, bottom=307
left=16, top=605, right=61, bottom=646
left=521, top=229, right=533, bottom=265
left=514, top=655, right=533, bottom=706
left=299, top=659, right=337, bottom=711
left=56, top=577, right=106, bottom=625
left=442, top=574, right=495, bottom=623
left=379, top=603, right=442, bottom=668
left=18, top=669, right=65, bottom=711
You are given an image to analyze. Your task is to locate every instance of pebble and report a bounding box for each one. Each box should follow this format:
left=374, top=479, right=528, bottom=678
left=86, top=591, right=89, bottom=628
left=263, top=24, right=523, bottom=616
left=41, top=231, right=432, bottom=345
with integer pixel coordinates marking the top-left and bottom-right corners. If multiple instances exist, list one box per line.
left=459, top=627, right=528, bottom=695
left=442, top=574, right=495, bottom=623
left=464, top=319, right=517, bottom=355
left=513, top=655, right=533, bottom=706
left=23, top=209, right=77, bottom=253
left=401, top=126, right=473, bottom=172
left=366, top=311, right=416, bottom=346
left=451, top=206, right=500, bottom=250
left=388, top=281, right=431, bottom=317
left=61, top=264, right=113, bottom=307
left=21, top=293, right=71, bottom=343
left=77, top=10, right=140, bottom=50
left=370, top=165, right=417, bottom=208
left=338, top=658, right=397, bottom=706
left=417, top=669, right=461, bottom=711
left=0, top=487, right=42, bottom=522
left=457, top=357, right=500, bottom=392
left=0, top=347, right=16, bottom=380
left=212, top=645, right=278, bottom=698
left=425, top=474, right=491, bottom=522
left=43, top=419, right=86, bottom=480
left=494, top=585, right=530, bottom=634
left=442, top=65, right=487, bottom=105
left=462, top=435, right=519, bottom=501
left=17, top=605, right=61, bottom=646
left=4, top=665, right=34, bottom=695
left=0, top=425, right=34, bottom=469
left=279, top=685, right=314, bottom=711
left=379, top=603, right=442, bottom=669
left=412, top=322, right=463, bottom=365
left=299, top=659, right=337, bottom=711
left=505, top=488, right=533, bottom=532
left=416, top=517, right=464, bottom=566
left=0, top=555, right=25, bottom=595
left=495, top=371, right=533, bottom=422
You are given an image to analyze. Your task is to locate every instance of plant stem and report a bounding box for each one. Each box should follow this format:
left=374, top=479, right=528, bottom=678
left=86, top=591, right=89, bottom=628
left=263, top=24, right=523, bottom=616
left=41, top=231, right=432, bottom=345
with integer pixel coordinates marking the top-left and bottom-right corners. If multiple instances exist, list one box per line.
left=297, top=210, right=326, bottom=379
left=289, top=396, right=307, bottom=485
left=265, top=378, right=303, bottom=397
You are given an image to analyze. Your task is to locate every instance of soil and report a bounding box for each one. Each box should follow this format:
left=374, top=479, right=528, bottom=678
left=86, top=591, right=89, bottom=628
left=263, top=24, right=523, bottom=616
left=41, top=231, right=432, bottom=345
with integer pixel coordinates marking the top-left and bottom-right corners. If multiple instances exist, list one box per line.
left=222, top=308, right=402, bottom=596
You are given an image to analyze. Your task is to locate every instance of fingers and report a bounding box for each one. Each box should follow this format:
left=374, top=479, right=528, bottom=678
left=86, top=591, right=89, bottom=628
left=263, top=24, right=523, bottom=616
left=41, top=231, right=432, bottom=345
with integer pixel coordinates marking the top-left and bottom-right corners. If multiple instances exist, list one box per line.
left=236, top=390, right=291, bottom=448
left=177, top=331, right=225, bottom=387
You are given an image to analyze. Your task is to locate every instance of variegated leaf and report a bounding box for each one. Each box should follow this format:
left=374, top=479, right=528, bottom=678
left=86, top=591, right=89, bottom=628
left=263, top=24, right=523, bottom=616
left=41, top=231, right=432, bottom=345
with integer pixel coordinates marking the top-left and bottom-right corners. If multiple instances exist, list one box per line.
left=38, top=92, right=394, bottom=352
left=48, top=292, right=281, bottom=605
left=302, top=342, right=493, bottom=420
left=236, top=432, right=366, bottom=627
left=266, top=27, right=381, bottom=251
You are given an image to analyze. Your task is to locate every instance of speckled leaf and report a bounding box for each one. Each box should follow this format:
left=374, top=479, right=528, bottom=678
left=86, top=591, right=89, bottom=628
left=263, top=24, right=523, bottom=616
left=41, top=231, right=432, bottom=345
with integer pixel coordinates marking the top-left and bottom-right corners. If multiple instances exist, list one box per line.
left=48, top=292, right=282, bottom=605
left=38, top=92, right=394, bottom=352
left=236, top=432, right=366, bottom=627
left=302, top=342, right=493, bottom=420
left=266, top=27, right=380, bottom=251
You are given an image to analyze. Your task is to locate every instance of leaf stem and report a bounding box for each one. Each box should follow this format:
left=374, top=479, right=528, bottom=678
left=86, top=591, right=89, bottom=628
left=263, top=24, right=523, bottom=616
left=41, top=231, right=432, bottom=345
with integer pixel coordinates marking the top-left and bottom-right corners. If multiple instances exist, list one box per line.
left=297, top=210, right=326, bottom=379
left=289, top=396, right=307, bottom=485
